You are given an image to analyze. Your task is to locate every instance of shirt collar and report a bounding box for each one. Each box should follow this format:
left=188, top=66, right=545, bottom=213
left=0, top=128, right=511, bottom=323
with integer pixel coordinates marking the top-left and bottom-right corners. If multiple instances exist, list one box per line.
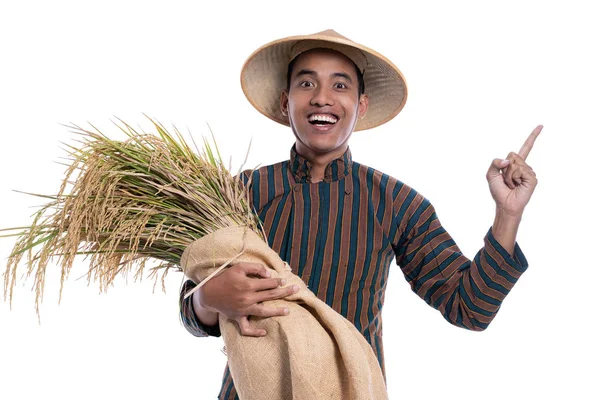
left=289, top=145, right=353, bottom=183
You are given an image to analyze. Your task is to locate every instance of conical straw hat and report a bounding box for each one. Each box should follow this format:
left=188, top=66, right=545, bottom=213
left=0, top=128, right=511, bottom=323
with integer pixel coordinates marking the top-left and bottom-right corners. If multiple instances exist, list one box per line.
left=240, top=29, right=408, bottom=131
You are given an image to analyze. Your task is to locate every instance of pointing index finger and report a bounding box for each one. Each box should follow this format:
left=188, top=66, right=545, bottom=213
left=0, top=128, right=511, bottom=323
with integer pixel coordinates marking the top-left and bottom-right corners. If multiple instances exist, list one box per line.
left=518, top=125, right=543, bottom=160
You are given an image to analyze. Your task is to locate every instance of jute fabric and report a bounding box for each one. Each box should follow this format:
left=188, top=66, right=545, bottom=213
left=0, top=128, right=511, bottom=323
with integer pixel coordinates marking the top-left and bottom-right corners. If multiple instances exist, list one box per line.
left=180, top=225, right=388, bottom=400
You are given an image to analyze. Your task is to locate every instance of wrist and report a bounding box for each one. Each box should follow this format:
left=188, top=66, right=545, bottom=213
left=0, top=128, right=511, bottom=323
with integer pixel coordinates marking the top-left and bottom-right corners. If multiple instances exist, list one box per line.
left=495, top=208, right=522, bottom=225
left=495, top=206, right=523, bottom=221
left=492, top=208, right=522, bottom=256
left=192, top=289, right=219, bottom=326
left=193, top=288, right=211, bottom=311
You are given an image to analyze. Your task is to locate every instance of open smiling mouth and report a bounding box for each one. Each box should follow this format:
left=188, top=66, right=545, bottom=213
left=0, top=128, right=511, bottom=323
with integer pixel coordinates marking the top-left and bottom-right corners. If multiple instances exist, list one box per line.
left=308, top=114, right=339, bottom=127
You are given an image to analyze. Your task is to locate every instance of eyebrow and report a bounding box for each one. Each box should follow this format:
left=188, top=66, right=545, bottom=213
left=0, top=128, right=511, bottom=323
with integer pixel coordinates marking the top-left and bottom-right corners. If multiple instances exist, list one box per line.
left=294, top=69, right=354, bottom=83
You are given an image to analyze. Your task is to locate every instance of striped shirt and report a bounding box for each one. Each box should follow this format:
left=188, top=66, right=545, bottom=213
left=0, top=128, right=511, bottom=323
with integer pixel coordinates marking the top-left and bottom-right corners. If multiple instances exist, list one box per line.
left=179, top=146, right=528, bottom=399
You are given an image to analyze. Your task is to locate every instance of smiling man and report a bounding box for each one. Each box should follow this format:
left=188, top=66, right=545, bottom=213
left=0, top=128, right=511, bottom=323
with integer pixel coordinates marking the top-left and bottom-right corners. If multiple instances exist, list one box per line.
left=179, top=30, right=541, bottom=399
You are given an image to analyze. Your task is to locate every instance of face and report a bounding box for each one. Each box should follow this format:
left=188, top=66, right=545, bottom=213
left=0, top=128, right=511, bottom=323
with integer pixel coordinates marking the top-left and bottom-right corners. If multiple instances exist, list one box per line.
left=280, top=49, right=368, bottom=162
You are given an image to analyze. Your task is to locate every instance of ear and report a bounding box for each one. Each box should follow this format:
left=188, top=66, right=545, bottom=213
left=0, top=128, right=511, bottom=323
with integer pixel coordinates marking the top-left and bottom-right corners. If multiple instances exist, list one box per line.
left=358, top=94, right=369, bottom=120
left=280, top=90, right=289, bottom=117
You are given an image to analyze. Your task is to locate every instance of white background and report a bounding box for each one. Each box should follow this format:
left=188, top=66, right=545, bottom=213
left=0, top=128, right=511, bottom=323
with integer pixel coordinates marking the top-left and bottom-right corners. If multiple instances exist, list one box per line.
left=1, top=1, right=598, bottom=399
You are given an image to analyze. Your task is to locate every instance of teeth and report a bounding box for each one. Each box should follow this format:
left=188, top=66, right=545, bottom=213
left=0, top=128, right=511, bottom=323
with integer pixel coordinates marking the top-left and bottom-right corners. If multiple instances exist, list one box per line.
left=309, top=114, right=338, bottom=124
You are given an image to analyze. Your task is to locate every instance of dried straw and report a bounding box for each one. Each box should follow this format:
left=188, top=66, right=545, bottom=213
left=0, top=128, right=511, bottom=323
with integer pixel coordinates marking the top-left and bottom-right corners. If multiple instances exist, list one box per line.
left=2, top=117, right=263, bottom=316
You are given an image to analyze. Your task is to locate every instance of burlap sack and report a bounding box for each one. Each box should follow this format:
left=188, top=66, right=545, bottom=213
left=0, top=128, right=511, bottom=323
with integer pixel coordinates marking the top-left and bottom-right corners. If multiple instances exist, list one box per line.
left=180, top=226, right=388, bottom=400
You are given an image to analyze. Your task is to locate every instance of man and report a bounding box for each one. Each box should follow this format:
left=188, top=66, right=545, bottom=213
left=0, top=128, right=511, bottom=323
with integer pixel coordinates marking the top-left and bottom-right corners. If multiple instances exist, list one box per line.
left=179, top=29, right=541, bottom=399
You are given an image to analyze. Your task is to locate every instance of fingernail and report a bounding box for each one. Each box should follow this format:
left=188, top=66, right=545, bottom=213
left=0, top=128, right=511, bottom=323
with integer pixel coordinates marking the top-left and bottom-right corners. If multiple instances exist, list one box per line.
left=261, top=330, right=267, bottom=336
left=293, top=285, right=300, bottom=293
left=280, top=279, right=286, bottom=286
left=283, top=308, right=290, bottom=315
left=265, top=270, right=271, bottom=277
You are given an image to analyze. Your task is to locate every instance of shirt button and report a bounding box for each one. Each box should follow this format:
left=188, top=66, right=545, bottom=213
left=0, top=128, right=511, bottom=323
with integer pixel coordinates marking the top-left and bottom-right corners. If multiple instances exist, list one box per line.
left=345, top=189, right=351, bottom=195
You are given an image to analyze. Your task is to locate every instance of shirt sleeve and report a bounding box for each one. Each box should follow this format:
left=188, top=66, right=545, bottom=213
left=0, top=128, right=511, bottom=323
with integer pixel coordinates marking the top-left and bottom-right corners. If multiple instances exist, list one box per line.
left=392, top=191, right=528, bottom=331
left=179, top=279, right=221, bottom=337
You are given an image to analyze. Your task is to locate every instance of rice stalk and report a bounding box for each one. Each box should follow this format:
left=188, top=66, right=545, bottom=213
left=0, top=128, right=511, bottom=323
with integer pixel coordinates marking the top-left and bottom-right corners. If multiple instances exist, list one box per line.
left=2, top=117, right=263, bottom=316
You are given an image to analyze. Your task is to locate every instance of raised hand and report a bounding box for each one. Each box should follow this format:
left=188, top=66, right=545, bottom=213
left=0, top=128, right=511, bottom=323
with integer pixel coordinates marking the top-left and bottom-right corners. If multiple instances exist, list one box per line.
left=194, top=262, right=299, bottom=337
left=487, top=125, right=543, bottom=217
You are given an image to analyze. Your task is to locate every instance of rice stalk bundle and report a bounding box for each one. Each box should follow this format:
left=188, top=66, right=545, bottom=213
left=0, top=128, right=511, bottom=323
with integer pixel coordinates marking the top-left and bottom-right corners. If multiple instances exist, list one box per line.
left=2, top=118, right=389, bottom=399
left=2, top=118, right=262, bottom=316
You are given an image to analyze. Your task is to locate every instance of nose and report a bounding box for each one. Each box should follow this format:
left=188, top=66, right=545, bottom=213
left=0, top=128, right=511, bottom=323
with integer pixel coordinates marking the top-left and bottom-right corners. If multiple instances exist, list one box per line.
left=310, top=85, right=334, bottom=107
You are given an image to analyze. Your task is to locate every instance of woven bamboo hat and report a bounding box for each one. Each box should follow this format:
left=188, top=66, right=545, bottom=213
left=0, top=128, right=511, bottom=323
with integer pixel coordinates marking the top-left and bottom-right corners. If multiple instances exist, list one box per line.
left=240, top=29, right=407, bottom=131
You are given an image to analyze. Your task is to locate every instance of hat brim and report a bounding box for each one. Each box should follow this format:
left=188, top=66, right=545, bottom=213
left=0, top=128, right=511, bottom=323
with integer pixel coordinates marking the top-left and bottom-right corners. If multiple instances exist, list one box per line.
left=240, top=31, right=408, bottom=132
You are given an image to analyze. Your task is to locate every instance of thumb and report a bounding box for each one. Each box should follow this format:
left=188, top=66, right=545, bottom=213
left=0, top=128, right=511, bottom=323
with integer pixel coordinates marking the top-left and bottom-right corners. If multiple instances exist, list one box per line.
left=487, top=158, right=510, bottom=181
left=239, top=262, right=271, bottom=278
left=237, top=316, right=267, bottom=337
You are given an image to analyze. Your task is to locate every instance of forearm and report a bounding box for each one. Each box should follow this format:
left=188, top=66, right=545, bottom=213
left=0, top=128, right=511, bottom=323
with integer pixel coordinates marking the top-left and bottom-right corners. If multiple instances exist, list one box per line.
left=491, top=208, right=522, bottom=256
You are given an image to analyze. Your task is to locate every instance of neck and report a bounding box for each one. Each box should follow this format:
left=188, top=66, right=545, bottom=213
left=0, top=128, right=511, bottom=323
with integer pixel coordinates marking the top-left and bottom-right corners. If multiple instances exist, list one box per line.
left=294, top=142, right=348, bottom=183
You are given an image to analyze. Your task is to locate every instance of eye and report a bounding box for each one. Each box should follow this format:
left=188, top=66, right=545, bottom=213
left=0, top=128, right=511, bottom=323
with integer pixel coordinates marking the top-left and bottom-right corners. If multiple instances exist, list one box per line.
left=334, top=82, right=348, bottom=90
left=300, top=81, right=315, bottom=88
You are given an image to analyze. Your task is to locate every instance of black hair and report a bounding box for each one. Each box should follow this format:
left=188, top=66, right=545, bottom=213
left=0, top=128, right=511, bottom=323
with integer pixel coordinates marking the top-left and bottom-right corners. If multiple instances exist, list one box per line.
left=286, top=52, right=365, bottom=96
